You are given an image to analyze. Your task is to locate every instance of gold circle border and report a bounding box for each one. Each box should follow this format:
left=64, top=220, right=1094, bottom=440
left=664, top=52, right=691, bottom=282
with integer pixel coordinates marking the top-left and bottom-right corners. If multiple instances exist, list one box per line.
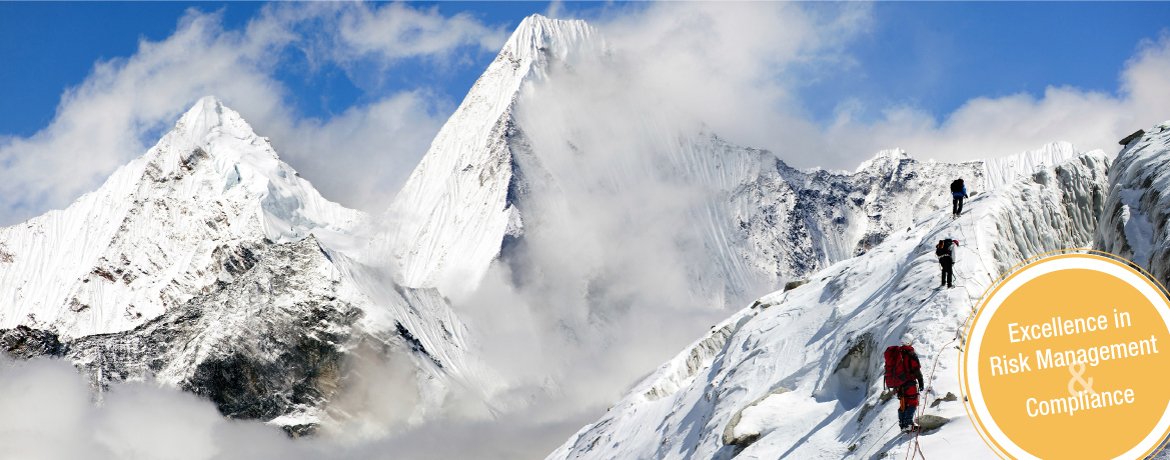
left=957, top=248, right=1170, bottom=459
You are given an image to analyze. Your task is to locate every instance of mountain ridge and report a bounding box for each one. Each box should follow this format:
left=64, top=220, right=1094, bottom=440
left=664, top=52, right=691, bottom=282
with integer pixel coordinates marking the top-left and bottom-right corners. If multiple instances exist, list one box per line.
left=548, top=148, right=1114, bottom=460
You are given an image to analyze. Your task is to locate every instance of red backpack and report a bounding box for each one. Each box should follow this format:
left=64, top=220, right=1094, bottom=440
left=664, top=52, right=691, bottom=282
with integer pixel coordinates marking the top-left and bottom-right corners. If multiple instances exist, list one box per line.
left=884, top=345, right=920, bottom=389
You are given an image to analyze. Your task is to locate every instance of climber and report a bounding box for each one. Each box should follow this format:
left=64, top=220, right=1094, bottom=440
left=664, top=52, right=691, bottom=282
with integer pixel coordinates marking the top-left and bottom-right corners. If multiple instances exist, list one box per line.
left=936, top=239, right=959, bottom=288
left=931, top=239, right=959, bottom=286
left=884, top=342, right=925, bottom=432
left=950, top=178, right=968, bottom=217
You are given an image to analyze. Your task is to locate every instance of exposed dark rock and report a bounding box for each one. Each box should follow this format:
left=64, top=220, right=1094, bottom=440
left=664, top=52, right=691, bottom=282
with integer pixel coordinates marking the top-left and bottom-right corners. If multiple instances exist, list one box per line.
left=783, top=279, right=809, bottom=291
left=1119, top=129, right=1145, bottom=146
left=282, top=423, right=318, bottom=438
left=92, top=267, right=116, bottom=282
left=930, top=391, right=959, bottom=408
left=396, top=322, right=443, bottom=369
left=918, top=414, right=949, bottom=431
left=0, top=326, right=67, bottom=359
left=32, top=238, right=371, bottom=432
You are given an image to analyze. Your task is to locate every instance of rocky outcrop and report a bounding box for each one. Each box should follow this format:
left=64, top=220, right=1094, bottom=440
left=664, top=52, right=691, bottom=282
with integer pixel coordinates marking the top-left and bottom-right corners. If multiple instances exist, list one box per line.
left=0, top=237, right=434, bottom=433
left=0, top=325, right=66, bottom=359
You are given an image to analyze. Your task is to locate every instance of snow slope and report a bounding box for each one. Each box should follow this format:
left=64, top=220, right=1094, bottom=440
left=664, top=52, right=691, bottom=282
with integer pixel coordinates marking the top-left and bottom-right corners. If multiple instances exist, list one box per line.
left=1096, top=120, right=1170, bottom=289
left=548, top=151, right=1110, bottom=460
left=383, top=15, right=598, bottom=294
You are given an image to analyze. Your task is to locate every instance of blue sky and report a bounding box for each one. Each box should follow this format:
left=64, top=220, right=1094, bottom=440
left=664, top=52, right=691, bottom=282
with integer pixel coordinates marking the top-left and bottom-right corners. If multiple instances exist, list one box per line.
left=822, top=2, right=1170, bottom=121
left=0, top=2, right=1168, bottom=226
left=0, top=2, right=549, bottom=136
left=3, top=2, right=1168, bottom=137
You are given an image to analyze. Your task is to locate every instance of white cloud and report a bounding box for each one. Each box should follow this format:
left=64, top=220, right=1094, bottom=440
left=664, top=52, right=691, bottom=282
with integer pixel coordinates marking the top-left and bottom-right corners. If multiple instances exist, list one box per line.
left=799, top=35, right=1170, bottom=170
left=593, top=2, right=873, bottom=160
left=336, top=3, right=506, bottom=61
left=553, top=4, right=1170, bottom=172
left=263, top=91, right=448, bottom=213
left=0, top=3, right=504, bottom=226
left=0, top=358, right=326, bottom=460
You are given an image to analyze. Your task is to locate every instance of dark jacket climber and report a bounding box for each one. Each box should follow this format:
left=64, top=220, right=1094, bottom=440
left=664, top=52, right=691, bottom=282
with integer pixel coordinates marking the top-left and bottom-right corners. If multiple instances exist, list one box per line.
left=884, top=344, right=926, bottom=432
left=936, top=239, right=959, bottom=288
left=950, top=179, right=968, bottom=216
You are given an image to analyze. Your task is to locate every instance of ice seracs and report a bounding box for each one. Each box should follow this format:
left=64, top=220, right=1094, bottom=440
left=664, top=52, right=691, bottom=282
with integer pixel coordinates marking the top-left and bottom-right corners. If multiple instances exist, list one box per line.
left=981, top=141, right=1088, bottom=192
left=1096, top=120, right=1170, bottom=287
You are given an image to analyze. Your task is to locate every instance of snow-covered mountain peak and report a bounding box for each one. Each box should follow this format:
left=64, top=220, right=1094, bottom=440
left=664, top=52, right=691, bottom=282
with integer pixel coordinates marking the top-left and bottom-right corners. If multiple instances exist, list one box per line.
left=0, top=97, right=363, bottom=339
left=383, top=16, right=603, bottom=292
left=140, top=96, right=363, bottom=243
left=2, top=96, right=499, bottom=431
left=854, top=148, right=911, bottom=173
left=502, top=15, right=597, bottom=68
left=172, top=96, right=260, bottom=149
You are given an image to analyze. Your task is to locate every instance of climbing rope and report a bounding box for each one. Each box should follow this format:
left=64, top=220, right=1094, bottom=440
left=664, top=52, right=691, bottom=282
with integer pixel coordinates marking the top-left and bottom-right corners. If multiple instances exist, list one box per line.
left=952, top=216, right=995, bottom=294
left=863, top=206, right=994, bottom=460
left=855, top=420, right=900, bottom=460
left=903, top=211, right=982, bottom=460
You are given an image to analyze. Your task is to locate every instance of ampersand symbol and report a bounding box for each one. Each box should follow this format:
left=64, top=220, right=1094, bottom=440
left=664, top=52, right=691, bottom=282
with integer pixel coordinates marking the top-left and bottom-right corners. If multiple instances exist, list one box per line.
left=1068, top=362, right=1096, bottom=396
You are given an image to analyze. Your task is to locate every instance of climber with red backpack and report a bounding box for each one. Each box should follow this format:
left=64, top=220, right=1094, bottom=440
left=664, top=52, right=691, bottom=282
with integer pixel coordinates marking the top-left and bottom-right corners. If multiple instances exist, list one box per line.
left=885, top=342, right=925, bottom=432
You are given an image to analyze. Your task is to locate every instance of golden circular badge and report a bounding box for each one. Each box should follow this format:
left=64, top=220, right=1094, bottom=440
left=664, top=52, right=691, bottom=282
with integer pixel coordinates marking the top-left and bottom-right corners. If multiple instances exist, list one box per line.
left=960, top=252, right=1170, bottom=459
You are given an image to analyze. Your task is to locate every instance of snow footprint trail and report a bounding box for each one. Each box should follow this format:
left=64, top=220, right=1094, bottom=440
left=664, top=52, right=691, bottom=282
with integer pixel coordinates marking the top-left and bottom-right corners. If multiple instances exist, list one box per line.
left=876, top=209, right=991, bottom=460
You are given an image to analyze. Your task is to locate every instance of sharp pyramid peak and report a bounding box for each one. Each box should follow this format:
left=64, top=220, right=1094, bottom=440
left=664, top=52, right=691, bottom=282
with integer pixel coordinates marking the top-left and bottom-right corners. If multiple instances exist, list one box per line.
left=175, top=96, right=249, bottom=139
left=502, top=14, right=598, bottom=63
left=144, top=96, right=285, bottom=175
